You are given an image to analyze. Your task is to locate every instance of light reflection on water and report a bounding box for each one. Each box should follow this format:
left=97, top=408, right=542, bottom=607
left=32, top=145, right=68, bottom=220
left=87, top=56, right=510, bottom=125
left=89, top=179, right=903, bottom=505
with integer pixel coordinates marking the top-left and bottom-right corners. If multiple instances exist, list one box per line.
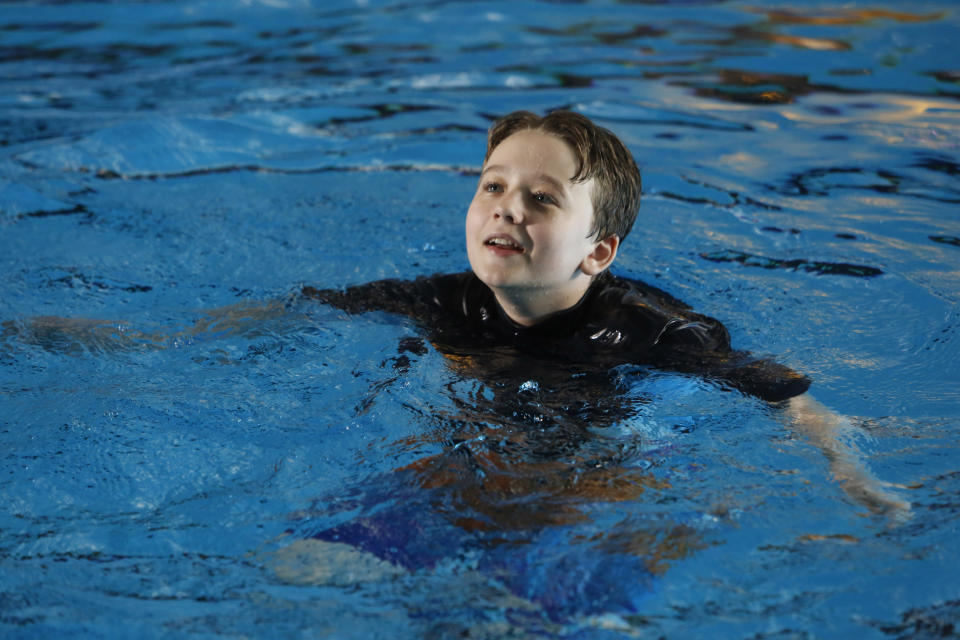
left=1, top=1, right=959, bottom=638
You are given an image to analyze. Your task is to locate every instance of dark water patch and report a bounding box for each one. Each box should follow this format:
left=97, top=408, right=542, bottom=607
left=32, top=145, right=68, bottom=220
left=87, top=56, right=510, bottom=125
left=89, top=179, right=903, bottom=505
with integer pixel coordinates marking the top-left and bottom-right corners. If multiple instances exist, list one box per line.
left=616, top=0, right=729, bottom=5
left=761, top=227, right=801, bottom=234
left=0, top=182, right=85, bottom=220
left=830, top=68, right=872, bottom=76
left=930, top=236, right=960, bottom=248
left=658, top=191, right=723, bottom=207
left=595, top=24, right=668, bottom=44
left=67, top=186, right=96, bottom=198
left=388, top=54, right=439, bottom=66
left=0, top=118, right=63, bottom=147
left=256, top=24, right=348, bottom=42
left=341, top=43, right=431, bottom=56
left=913, top=155, right=960, bottom=176
left=524, top=23, right=666, bottom=44
left=835, top=233, right=858, bottom=240
left=153, top=20, right=236, bottom=31
left=777, top=167, right=960, bottom=204
left=0, top=21, right=101, bottom=34
left=371, top=103, right=444, bottom=119
left=36, top=267, right=153, bottom=294
left=459, top=42, right=504, bottom=54
left=397, top=123, right=487, bottom=137
left=874, top=598, right=960, bottom=639
left=654, top=176, right=781, bottom=211
left=700, top=249, right=884, bottom=277
left=588, top=111, right=754, bottom=132
left=305, top=103, right=448, bottom=127
left=170, top=50, right=245, bottom=67
left=930, top=70, right=960, bottom=84
left=679, top=69, right=854, bottom=105
left=0, top=43, right=178, bottom=66
left=554, top=72, right=594, bottom=88
left=18, top=204, right=91, bottom=221
left=810, top=105, right=844, bottom=116
left=780, top=167, right=876, bottom=196
left=755, top=7, right=946, bottom=26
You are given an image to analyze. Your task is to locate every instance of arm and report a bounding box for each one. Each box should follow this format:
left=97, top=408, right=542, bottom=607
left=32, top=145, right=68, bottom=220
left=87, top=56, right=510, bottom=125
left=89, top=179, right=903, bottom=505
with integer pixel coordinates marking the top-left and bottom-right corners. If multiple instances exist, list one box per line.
left=4, top=297, right=297, bottom=355
left=5, top=273, right=446, bottom=355
left=784, top=393, right=910, bottom=521
left=624, top=282, right=908, bottom=518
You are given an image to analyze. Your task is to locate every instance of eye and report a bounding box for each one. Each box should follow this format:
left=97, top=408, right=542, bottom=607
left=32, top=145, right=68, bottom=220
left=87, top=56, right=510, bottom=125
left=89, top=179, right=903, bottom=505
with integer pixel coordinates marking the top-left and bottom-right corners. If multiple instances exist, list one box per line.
left=532, top=191, right=556, bottom=205
left=483, top=181, right=503, bottom=193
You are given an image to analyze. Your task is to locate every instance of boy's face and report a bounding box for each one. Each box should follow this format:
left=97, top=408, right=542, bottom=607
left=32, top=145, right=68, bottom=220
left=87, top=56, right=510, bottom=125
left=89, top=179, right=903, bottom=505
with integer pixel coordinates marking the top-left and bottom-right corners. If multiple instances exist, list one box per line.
left=465, top=129, right=605, bottom=316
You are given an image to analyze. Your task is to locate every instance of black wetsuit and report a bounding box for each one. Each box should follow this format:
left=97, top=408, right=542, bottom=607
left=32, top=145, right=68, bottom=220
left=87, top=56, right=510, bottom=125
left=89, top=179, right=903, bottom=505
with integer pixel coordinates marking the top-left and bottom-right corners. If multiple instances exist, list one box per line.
left=302, top=270, right=809, bottom=402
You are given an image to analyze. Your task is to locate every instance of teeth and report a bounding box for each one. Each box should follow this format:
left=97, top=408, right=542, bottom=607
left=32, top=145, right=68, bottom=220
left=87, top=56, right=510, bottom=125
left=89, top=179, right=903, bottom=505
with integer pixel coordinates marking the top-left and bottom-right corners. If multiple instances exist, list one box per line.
left=488, top=238, right=518, bottom=247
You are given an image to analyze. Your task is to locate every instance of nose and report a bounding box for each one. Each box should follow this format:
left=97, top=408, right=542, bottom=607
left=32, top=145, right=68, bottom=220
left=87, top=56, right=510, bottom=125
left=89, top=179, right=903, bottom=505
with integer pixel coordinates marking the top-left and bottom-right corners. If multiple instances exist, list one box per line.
left=494, top=189, right=524, bottom=224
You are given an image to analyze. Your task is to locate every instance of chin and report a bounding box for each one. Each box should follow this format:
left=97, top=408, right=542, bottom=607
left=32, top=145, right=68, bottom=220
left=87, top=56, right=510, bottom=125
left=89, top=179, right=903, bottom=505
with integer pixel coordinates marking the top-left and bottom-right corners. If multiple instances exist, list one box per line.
left=472, top=268, right=506, bottom=289
left=470, top=264, right=518, bottom=291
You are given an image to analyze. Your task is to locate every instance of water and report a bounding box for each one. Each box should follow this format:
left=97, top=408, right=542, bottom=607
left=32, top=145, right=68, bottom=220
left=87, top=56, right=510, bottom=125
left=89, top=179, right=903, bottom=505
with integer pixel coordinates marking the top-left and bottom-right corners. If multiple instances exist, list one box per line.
left=1, top=1, right=959, bottom=637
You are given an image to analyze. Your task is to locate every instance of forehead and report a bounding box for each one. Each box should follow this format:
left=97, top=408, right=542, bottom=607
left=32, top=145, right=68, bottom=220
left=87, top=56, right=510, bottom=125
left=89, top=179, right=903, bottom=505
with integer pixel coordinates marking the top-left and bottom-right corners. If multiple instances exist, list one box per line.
left=485, top=129, right=579, bottom=181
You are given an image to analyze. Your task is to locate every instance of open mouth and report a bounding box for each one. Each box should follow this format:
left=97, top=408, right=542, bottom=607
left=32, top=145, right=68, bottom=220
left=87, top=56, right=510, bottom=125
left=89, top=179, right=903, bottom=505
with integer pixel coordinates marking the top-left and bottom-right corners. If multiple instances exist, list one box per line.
left=484, top=235, right=525, bottom=254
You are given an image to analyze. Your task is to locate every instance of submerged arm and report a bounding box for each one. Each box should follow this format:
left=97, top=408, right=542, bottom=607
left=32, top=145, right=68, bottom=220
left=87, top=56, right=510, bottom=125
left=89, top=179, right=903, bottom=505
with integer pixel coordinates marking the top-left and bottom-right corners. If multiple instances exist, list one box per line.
left=783, top=393, right=910, bottom=521
left=3, top=298, right=298, bottom=356
left=5, top=274, right=441, bottom=356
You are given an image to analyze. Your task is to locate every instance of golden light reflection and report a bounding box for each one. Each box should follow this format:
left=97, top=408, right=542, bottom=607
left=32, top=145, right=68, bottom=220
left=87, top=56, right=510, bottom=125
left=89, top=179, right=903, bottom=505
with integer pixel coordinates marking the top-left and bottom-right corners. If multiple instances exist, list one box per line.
left=764, top=33, right=850, bottom=51
left=601, top=523, right=711, bottom=575
left=750, top=8, right=946, bottom=26
left=398, top=442, right=672, bottom=531
left=716, top=151, right=768, bottom=174
left=780, top=94, right=960, bottom=126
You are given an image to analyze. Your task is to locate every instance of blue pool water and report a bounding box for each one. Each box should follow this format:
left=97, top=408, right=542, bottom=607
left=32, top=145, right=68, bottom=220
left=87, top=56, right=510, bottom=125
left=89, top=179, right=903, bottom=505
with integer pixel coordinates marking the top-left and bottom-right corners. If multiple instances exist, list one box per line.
left=2, top=1, right=959, bottom=637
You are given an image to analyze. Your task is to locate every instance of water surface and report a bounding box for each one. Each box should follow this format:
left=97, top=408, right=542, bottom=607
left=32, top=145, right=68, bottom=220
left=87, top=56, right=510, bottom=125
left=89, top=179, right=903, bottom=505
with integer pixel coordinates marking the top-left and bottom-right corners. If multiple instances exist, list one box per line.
left=1, top=1, right=959, bottom=638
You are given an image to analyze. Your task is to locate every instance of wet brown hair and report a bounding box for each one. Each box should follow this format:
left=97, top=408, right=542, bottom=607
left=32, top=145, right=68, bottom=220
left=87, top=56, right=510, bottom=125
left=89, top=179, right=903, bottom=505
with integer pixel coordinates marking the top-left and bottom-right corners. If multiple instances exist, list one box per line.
left=484, top=110, right=642, bottom=242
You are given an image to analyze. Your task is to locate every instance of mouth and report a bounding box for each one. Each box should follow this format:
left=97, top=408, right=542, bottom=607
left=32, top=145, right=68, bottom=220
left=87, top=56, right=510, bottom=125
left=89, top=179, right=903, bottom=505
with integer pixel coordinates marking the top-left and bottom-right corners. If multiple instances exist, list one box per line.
left=483, top=234, right=525, bottom=254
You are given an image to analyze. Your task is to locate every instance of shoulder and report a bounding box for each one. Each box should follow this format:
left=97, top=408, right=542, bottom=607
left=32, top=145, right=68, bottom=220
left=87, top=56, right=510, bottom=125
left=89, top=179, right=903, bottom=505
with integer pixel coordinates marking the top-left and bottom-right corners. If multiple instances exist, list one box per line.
left=584, top=272, right=730, bottom=352
left=590, top=273, right=810, bottom=401
left=594, top=271, right=695, bottom=313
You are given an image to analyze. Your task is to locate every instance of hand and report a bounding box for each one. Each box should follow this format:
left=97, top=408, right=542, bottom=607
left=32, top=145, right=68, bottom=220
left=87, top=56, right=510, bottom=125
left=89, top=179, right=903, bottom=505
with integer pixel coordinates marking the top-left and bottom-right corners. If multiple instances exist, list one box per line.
left=785, top=394, right=911, bottom=523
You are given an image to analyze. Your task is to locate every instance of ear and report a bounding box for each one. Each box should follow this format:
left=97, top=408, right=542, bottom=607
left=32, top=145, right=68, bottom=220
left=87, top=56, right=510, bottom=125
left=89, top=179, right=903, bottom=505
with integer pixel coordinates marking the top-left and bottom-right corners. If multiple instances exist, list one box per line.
left=580, top=234, right=619, bottom=276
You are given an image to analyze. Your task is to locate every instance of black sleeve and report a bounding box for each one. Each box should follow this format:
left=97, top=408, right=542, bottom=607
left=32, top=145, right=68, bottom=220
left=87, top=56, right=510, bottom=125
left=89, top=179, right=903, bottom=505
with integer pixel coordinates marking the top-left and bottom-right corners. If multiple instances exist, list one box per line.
left=611, top=275, right=810, bottom=402
left=300, top=272, right=470, bottom=323
left=302, top=279, right=424, bottom=316
left=707, top=352, right=811, bottom=402
left=651, top=320, right=810, bottom=402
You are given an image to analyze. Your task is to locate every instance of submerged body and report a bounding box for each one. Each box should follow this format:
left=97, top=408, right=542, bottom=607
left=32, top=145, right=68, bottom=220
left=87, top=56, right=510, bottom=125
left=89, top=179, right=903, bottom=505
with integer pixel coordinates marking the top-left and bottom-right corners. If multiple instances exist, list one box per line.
left=291, top=269, right=812, bottom=619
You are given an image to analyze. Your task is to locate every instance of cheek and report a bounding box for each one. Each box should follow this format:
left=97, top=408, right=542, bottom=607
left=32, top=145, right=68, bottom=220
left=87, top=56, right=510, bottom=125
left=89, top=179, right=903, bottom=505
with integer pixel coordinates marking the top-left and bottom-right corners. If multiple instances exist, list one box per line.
left=465, top=202, right=485, bottom=234
left=532, top=224, right=589, bottom=266
left=528, top=223, right=567, bottom=253
left=464, top=208, right=477, bottom=236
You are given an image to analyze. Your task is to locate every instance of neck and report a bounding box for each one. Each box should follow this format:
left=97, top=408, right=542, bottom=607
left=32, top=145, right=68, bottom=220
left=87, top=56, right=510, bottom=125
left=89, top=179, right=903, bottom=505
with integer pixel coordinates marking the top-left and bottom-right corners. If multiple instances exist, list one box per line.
left=490, top=277, right=593, bottom=327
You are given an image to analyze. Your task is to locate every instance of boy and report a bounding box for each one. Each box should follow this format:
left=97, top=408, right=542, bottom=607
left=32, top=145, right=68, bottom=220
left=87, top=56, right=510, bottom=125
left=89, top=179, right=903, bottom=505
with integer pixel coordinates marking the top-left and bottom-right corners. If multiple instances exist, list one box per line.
left=304, top=110, right=810, bottom=403
left=280, top=112, right=905, bottom=617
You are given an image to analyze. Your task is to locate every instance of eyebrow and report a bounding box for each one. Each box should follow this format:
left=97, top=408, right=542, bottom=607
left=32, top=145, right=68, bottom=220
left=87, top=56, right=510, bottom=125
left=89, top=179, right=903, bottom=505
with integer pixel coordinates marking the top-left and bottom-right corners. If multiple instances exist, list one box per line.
left=481, top=164, right=569, bottom=195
